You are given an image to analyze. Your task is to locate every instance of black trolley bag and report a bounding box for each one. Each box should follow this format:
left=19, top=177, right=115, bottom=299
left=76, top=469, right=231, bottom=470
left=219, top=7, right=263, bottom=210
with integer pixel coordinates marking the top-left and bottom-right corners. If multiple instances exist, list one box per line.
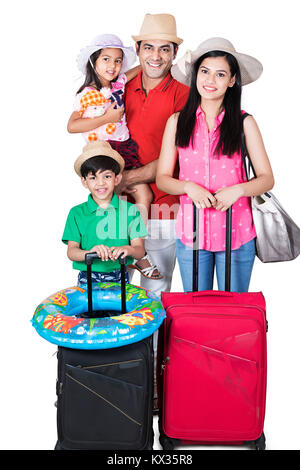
left=55, top=253, right=154, bottom=450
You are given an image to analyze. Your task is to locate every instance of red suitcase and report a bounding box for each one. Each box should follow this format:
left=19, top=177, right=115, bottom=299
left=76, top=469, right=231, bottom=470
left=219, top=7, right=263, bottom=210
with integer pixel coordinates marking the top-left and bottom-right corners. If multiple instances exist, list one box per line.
left=158, top=206, right=267, bottom=450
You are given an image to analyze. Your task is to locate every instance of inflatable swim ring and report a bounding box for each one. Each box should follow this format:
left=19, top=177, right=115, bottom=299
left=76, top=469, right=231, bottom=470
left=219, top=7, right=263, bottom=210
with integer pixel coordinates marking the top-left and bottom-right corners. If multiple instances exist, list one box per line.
left=31, top=282, right=165, bottom=349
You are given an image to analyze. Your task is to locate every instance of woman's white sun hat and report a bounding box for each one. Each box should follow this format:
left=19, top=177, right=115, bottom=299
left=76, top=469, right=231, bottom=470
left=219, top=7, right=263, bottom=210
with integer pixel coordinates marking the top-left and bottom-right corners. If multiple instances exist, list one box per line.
left=77, top=34, right=137, bottom=75
left=171, top=37, right=263, bottom=86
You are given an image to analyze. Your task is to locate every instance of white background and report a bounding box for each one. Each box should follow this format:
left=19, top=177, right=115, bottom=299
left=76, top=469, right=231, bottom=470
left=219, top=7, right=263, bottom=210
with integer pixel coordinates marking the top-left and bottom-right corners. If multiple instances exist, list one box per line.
left=1, top=0, right=299, bottom=450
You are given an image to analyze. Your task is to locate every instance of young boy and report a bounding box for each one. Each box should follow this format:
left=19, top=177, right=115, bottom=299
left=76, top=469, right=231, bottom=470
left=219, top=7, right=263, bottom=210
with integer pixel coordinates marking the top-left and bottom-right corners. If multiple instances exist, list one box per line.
left=62, top=141, right=161, bottom=286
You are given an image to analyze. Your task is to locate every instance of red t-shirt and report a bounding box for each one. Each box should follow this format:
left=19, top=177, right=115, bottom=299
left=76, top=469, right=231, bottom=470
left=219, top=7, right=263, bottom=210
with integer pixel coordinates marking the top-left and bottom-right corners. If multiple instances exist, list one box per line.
left=124, top=71, right=189, bottom=219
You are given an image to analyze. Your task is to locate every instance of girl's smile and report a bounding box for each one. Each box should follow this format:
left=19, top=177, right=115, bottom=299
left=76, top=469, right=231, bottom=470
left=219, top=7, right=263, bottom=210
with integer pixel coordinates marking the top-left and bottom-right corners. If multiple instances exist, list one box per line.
left=202, top=85, right=218, bottom=92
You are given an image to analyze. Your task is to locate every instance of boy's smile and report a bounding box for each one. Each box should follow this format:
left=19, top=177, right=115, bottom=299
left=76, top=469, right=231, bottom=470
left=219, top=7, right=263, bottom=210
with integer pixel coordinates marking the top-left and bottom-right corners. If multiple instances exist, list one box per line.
left=81, top=169, right=122, bottom=207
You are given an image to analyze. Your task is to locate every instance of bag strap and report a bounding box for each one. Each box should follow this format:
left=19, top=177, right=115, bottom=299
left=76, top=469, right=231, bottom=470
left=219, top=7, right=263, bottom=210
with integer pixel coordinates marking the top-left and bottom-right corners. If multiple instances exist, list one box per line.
left=241, top=113, right=271, bottom=197
left=241, top=112, right=257, bottom=180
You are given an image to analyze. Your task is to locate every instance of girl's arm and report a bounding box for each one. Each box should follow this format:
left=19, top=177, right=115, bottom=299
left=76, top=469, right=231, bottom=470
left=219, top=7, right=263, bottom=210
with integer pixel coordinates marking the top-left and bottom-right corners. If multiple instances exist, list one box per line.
left=214, top=115, right=275, bottom=211
left=156, top=114, right=183, bottom=194
left=156, top=114, right=216, bottom=208
left=67, top=104, right=124, bottom=134
left=125, top=65, right=141, bottom=82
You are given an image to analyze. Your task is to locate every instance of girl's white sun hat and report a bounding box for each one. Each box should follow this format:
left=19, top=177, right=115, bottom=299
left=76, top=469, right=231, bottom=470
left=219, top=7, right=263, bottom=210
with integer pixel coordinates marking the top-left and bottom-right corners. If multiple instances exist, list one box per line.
left=77, top=34, right=137, bottom=75
left=172, top=37, right=263, bottom=86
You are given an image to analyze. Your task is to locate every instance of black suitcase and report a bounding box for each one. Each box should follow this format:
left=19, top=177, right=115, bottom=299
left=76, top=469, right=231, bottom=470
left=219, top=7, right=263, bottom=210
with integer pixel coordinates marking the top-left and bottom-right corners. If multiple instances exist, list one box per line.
left=55, top=253, right=154, bottom=450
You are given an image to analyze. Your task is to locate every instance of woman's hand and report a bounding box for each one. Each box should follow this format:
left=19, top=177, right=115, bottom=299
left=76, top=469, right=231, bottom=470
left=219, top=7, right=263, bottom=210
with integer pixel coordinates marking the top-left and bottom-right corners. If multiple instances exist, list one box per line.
left=213, top=185, right=244, bottom=211
left=185, top=181, right=216, bottom=209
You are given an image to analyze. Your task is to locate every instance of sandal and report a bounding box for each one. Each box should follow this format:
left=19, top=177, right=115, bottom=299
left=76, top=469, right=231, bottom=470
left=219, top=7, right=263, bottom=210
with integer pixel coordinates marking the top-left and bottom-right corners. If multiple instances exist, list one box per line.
left=128, top=253, right=163, bottom=280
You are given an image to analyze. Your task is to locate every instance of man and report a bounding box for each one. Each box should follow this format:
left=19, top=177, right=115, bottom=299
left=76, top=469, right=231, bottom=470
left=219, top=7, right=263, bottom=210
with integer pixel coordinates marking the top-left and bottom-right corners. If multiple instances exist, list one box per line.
left=123, top=13, right=189, bottom=296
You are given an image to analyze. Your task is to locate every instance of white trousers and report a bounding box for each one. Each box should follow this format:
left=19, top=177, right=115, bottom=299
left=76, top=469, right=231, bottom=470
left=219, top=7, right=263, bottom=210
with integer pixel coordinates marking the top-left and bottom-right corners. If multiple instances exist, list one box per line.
left=128, top=219, right=177, bottom=296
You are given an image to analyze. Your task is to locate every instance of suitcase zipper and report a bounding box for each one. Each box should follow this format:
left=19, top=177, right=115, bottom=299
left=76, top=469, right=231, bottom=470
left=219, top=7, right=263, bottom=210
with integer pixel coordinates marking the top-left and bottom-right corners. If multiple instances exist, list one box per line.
left=166, top=303, right=267, bottom=331
left=162, top=303, right=267, bottom=381
left=65, top=371, right=142, bottom=427
left=160, top=356, right=169, bottom=375
left=76, top=358, right=142, bottom=370
left=58, top=359, right=143, bottom=395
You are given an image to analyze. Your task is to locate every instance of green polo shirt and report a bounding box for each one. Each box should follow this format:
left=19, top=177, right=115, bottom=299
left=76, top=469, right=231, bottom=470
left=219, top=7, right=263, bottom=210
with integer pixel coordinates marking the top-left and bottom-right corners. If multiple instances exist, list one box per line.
left=62, top=193, right=148, bottom=272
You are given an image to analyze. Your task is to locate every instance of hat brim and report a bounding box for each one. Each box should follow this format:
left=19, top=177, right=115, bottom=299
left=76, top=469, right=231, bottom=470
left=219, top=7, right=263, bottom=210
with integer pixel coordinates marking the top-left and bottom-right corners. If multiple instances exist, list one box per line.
left=77, top=44, right=137, bottom=75
left=171, top=47, right=263, bottom=86
left=132, top=33, right=183, bottom=45
left=74, top=142, right=125, bottom=176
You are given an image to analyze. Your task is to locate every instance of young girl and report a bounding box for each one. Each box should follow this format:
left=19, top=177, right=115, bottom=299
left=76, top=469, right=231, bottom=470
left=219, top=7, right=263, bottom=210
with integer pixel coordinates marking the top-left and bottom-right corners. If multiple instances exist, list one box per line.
left=156, top=37, right=274, bottom=293
left=68, top=33, right=162, bottom=280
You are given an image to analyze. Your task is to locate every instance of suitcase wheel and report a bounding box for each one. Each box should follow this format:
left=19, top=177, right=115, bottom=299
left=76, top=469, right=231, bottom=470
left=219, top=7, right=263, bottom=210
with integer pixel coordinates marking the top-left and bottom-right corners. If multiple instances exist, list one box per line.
left=254, top=432, right=266, bottom=450
left=159, top=432, right=175, bottom=450
left=160, top=437, right=174, bottom=450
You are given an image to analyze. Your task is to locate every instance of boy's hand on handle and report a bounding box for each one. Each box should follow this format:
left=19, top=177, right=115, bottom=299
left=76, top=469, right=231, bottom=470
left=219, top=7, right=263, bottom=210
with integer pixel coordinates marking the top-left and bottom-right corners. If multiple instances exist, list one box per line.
left=104, top=103, right=124, bottom=123
left=185, top=181, right=216, bottom=209
left=110, top=246, right=130, bottom=261
left=213, top=185, right=244, bottom=212
left=89, top=245, right=111, bottom=261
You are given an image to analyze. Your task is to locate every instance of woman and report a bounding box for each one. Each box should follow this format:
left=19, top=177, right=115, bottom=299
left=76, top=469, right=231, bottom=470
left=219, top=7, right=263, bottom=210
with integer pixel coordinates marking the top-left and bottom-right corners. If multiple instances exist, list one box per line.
left=156, top=38, right=274, bottom=292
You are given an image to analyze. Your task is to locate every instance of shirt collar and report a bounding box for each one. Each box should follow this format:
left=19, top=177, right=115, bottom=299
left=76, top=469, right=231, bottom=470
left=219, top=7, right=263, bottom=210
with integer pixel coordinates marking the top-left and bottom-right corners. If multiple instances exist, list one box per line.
left=196, top=105, right=225, bottom=126
left=134, top=70, right=174, bottom=93
left=87, top=192, right=119, bottom=213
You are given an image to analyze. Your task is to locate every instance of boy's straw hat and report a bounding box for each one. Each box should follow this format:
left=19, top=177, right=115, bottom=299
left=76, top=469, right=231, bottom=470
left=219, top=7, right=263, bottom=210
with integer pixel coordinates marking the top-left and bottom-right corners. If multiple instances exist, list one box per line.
left=77, top=34, right=136, bottom=74
left=171, top=37, right=263, bottom=86
left=74, top=141, right=125, bottom=176
left=132, top=13, right=183, bottom=45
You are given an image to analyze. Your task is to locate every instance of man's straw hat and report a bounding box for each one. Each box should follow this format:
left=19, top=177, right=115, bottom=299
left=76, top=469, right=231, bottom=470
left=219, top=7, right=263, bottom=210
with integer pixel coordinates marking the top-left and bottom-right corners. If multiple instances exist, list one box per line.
left=132, top=13, right=183, bottom=45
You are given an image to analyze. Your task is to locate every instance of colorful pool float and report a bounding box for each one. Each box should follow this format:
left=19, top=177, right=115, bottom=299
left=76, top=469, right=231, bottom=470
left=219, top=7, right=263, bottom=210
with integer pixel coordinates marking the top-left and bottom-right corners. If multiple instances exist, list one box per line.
left=31, top=282, right=165, bottom=349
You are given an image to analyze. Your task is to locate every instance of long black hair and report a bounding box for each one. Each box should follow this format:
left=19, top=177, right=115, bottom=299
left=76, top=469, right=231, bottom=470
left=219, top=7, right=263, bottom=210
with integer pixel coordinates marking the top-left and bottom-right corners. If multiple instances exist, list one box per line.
left=77, top=49, right=123, bottom=94
left=175, top=51, right=242, bottom=157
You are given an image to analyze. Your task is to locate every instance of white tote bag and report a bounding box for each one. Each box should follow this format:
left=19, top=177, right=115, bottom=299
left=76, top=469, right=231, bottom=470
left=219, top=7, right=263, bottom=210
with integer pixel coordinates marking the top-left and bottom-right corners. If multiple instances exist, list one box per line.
left=241, top=114, right=300, bottom=263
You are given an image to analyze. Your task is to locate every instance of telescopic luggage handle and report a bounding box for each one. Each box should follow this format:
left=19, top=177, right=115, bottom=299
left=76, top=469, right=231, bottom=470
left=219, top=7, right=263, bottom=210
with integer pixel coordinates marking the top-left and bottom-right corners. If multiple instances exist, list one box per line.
left=193, top=204, right=232, bottom=292
left=85, top=252, right=127, bottom=316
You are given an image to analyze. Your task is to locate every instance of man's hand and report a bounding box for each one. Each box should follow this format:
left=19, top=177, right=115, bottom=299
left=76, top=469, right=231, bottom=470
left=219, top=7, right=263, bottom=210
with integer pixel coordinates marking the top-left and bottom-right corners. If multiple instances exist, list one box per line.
left=115, top=170, right=137, bottom=194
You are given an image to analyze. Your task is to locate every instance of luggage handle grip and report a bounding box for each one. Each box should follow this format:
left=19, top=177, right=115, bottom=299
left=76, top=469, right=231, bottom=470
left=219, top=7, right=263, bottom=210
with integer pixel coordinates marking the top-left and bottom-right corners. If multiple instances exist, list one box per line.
left=85, top=252, right=127, bottom=316
left=193, top=203, right=232, bottom=292
left=191, top=292, right=234, bottom=298
left=85, top=252, right=127, bottom=265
